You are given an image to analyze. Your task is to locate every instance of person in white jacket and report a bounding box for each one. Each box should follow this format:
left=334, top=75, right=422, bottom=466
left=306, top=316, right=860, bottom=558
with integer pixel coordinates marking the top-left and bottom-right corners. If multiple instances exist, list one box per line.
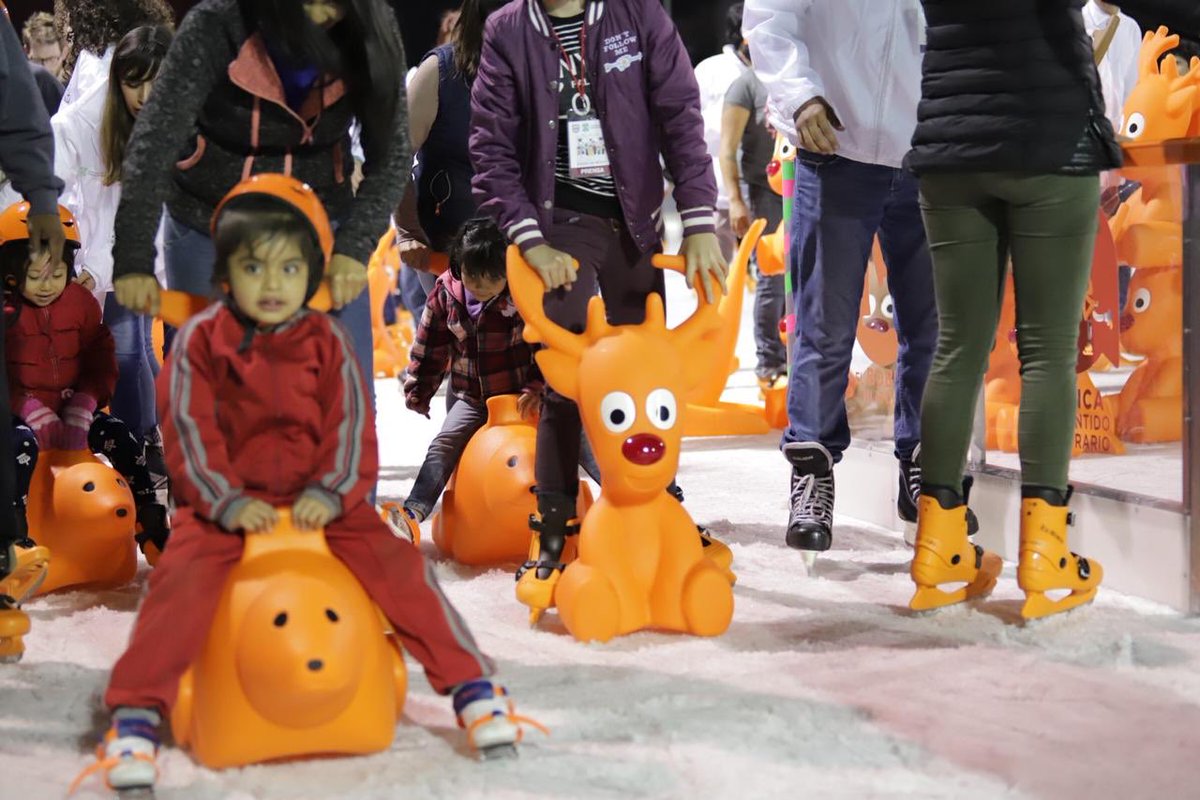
left=744, top=0, right=938, bottom=560
left=52, top=26, right=171, bottom=541
left=694, top=3, right=750, bottom=260
left=1085, top=1, right=1143, bottom=132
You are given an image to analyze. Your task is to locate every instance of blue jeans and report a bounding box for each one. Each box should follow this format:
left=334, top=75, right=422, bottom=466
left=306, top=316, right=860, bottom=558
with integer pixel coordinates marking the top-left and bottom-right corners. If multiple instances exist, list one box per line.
left=784, top=153, right=937, bottom=462
left=104, top=294, right=159, bottom=440
left=162, top=213, right=375, bottom=393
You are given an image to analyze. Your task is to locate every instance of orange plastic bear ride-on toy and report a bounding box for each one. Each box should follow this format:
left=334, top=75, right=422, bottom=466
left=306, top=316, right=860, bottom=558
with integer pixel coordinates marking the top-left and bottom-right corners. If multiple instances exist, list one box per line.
left=1112, top=266, right=1182, bottom=443
left=682, top=218, right=770, bottom=437
left=432, top=394, right=594, bottom=566
left=171, top=509, right=407, bottom=768
left=367, top=228, right=409, bottom=378
left=1110, top=27, right=1200, bottom=270
left=506, top=247, right=735, bottom=643
left=30, top=449, right=137, bottom=596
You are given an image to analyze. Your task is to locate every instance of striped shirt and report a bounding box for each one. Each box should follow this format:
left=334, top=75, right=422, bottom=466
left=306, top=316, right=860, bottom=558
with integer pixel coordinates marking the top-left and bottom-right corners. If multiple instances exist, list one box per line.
left=550, top=13, right=622, bottom=219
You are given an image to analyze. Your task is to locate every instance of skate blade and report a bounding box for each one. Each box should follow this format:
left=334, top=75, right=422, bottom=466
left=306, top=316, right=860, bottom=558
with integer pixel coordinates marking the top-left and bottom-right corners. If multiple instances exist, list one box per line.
left=902, top=521, right=917, bottom=548
left=516, top=572, right=559, bottom=627
left=0, top=652, right=22, bottom=664
left=117, top=787, right=156, bottom=799
left=801, top=551, right=818, bottom=570
left=479, top=743, right=518, bottom=761
left=909, top=552, right=1001, bottom=612
left=1020, top=587, right=1099, bottom=621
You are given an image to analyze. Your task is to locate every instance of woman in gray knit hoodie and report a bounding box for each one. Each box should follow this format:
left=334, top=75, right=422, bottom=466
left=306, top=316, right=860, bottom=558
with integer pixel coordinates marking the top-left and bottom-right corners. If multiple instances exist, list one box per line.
left=109, top=0, right=409, bottom=380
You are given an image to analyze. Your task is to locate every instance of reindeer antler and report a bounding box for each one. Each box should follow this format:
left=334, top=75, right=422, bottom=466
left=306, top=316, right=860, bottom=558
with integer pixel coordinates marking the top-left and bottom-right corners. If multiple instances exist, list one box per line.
left=506, top=245, right=587, bottom=357
left=1139, top=26, right=1179, bottom=80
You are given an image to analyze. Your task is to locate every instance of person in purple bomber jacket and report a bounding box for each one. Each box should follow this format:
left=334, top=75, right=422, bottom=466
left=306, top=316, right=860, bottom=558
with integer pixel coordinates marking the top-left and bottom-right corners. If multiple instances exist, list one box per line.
left=470, top=0, right=728, bottom=613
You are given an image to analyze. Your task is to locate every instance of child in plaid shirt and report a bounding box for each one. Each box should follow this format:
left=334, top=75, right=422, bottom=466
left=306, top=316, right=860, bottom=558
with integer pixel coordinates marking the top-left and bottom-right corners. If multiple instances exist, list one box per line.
left=396, top=217, right=543, bottom=537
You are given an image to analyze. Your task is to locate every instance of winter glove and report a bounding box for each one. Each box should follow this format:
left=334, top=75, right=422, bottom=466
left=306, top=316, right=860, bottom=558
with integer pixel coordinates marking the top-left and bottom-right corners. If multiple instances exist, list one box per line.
left=59, top=393, right=98, bottom=451
left=16, top=397, right=62, bottom=450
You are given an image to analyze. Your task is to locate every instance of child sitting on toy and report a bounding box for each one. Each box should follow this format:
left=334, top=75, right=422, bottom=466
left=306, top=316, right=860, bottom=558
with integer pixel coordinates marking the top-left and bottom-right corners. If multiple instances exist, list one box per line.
left=394, top=217, right=546, bottom=537
left=0, top=202, right=167, bottom=555
left=89, top=177, right=531, bottom=794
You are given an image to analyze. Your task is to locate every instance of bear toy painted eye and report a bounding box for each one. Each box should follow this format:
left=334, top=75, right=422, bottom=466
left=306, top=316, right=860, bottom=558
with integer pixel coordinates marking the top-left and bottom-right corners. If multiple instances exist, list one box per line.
left=325, top=608, right=339, bottom=622
left=273, top=612, right=288, bottom=627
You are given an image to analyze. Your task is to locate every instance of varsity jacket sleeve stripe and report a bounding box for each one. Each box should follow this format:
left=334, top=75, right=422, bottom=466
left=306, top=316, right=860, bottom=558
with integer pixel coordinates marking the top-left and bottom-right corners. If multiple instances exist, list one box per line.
left=470, top=18, right=549, bottom=255
left=164, top=307, right=248, bottom=530
left=641, top=0, right=717, bottom=233
left=743, top=0, right=823, bottom=126
left=0, top=7, right=62, bottom=214
left=305, top=316, right=373, bottom=515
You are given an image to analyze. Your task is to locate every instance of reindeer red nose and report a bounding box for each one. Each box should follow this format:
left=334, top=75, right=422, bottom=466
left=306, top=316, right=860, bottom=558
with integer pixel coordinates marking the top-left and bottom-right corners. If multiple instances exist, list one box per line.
left=766, top=160, right=781, bottom=177
left=1120, top=313, right=1134, bottom=332
left=622, top=434, right=665, bottom=465
left=865, top=318, right=890, bottom=334
left=1008, top=328, right=1018, bottom=344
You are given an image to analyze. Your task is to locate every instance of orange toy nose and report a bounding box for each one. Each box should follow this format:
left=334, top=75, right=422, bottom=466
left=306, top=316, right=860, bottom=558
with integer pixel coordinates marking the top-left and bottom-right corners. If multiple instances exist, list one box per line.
left=865, top=317, right=890, bottom=334
left=1120, top=314, right=1134, bottom=332
left=622, top=434, right=665, bottom=465
left=766, top=160, right=781, bottom=177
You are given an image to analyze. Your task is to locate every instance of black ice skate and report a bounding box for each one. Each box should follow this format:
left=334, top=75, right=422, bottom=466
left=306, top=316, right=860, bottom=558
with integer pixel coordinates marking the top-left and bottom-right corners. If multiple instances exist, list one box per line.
left=897, top=446, right=979, bottom=546
left=783, top=442, right=835, bottom=567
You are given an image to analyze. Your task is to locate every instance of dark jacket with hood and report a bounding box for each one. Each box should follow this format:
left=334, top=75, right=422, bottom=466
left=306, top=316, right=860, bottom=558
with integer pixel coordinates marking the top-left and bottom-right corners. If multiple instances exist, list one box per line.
left=112, top=0, right=410, bottom=279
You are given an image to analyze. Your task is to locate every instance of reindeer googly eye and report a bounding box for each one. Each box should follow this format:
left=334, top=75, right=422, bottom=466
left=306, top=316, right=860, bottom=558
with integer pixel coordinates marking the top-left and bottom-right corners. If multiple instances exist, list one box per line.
left=880, top=294, right=895, bottom=320
left=779, top=141, right=795, bottom=158
left=600, top=391, right=636, bottom=433
left=1124, top=112, right=1146, bottom=140
left=1132, top=287, right=1151, bottom=313
left=645, top=389, right=677, bottom=431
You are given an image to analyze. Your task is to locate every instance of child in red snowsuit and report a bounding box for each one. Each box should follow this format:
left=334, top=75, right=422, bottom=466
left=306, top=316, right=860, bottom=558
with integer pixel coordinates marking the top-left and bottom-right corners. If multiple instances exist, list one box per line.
left=0, top=202, right=167, bottom=553
left=90, top=176, right=530, bottom=794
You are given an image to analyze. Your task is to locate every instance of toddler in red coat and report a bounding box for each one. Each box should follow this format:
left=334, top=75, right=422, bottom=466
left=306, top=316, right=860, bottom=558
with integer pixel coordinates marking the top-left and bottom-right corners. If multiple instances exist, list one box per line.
left=83, top=176, right=533, bottom=794
left=0, top=202, right=167, bottom=552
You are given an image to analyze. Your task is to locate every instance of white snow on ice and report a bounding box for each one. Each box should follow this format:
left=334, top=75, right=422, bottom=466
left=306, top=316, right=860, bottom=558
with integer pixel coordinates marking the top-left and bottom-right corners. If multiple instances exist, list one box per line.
left=4, top=272, right=1200, bottom=799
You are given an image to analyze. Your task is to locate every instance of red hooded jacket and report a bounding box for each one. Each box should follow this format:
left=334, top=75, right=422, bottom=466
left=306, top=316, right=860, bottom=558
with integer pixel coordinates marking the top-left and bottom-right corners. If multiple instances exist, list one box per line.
left=6, top=282, right=116, bottom=413
left=161, top=302, right=375, bottom=531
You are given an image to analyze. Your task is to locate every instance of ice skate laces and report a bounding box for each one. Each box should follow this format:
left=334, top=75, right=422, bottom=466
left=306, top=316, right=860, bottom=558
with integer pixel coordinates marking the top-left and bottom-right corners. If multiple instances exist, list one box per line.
left=904, top=460, right=922, bottom=505
left=67, top=733, right=158, bottom=795
left=456, top=683, right=549, bottom=752
left=790, top=472, right=834, bottom=527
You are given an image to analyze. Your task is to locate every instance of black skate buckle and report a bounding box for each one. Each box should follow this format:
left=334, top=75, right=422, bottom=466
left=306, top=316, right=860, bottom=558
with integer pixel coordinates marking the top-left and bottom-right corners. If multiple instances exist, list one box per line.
left=515, top=560, right=566, bottom=582
left=1074, top=553, right=1091, bottom=580
left=528, top=514, right=581, bottom=537
left=973, top=544, right=984, bottom=570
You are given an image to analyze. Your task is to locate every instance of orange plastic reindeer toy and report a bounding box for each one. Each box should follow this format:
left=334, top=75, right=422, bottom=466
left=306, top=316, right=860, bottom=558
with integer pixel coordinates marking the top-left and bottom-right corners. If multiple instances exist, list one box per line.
left=506, top=248, right=735, bottom=643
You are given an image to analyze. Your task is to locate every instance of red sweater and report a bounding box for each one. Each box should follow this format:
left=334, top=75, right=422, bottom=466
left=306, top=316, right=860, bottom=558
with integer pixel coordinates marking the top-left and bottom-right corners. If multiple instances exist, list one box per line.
left=161, top=303, right=375, bottom=530
left=6, top=282, right=116, bottom=413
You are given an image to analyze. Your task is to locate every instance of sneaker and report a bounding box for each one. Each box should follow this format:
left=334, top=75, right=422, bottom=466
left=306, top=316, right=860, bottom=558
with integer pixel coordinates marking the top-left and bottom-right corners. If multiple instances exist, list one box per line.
left=452, top=679, right=546, bottom=759
left=783, top=442, right=835, bottom=552
left=380, top=502, right=421, bottom=545
left=69, top=708, right=160, bottom=794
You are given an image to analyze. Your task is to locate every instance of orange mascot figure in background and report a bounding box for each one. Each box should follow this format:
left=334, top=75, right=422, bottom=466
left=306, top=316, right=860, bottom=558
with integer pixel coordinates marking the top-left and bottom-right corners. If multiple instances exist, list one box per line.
left=845, top=240, right=898, bottom=422
left=507, top=249, right=735, bottom=643
left=1114, top=266, right=1182, bottom=442
left=432, top=394, right=593, bottom=566
left=171, top=510, right=407, bottom=768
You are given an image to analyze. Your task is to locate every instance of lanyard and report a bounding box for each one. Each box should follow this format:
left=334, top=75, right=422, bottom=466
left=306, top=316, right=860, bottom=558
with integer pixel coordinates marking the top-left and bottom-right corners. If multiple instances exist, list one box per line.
left=549, top=18, right=590, bottom=108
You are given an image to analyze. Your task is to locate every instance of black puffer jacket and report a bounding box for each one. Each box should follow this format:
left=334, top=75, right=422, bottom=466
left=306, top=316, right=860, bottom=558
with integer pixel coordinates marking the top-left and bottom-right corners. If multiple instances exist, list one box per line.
left=906, top=0, right=1122, bottom=176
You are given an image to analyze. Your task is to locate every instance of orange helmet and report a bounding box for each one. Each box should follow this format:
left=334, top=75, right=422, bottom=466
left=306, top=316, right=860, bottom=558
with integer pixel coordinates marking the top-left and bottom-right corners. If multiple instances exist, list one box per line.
left=0, top=202, right=81, bottom=248
left=211, top=174, right=334, bottom=268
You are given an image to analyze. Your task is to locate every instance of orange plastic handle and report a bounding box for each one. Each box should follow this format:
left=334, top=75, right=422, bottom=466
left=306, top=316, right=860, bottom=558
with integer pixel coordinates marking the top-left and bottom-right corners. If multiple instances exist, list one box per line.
left=651, top=254, right=686, bottom=273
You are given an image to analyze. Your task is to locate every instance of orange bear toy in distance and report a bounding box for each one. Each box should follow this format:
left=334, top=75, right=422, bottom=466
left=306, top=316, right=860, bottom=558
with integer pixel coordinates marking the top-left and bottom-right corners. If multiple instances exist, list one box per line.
left=1114, top=266, right=1182, bottom=443
left=507, top=248, right=735, bottom=643
left=31, top=450, right=137, bottom=595
left=432, top=394, right=593, bottom=566
left=171, top=510, right=407, bottom=768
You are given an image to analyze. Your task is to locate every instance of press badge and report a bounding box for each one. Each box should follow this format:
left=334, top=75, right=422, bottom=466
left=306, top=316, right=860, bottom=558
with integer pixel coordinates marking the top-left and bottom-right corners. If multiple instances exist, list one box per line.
left=566, top=94, right=611, bottom=178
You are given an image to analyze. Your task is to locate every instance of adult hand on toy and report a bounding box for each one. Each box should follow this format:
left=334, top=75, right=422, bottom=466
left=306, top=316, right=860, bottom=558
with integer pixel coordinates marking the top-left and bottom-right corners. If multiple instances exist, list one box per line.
left=74, top=270, right=97, bottom=292
left=729, top=197, right=751, bottom=239
left=328, top=254, right=369, bottom=309
left=293, top=493, right=336, bottom=531
left=524, top=245, right=578, bottom=292
left=794, top=96, right=843, bottom=155
left=398, top=239, right=430, bottom=272
left=683, top=232, right=728, bottom=305
left=26, top=213, right=66, bottom=269
left=114, top=274, right=161, bottom=316
left=233, top=499, right=278, bottom=534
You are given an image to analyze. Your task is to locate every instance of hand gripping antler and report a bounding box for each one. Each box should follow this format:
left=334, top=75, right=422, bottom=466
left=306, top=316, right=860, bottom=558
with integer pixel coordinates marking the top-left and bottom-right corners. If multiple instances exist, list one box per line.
left=506, top=246, right=588, bottom=358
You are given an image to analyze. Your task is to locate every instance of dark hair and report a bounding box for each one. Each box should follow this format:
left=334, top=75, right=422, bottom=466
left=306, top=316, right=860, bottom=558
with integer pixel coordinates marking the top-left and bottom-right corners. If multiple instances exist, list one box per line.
left=101, top=25, right=173, bottom=186
left=212, top=195, right=325, bottom=300
left=238, top=0, right=405, bottom=163
left=725, top=3, right=744, bottom=49
left=449, top=217, right=507, bottom=283
left=0, top=241, right=78, bottom=297
left=453, top=0, right=507, bottom=83
left=53, top=0, right=175, bottom=83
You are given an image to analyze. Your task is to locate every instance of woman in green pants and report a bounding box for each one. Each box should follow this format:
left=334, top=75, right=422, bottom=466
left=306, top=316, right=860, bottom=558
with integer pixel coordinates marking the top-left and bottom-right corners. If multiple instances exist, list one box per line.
left=904, top=0, right=1122, bottom=619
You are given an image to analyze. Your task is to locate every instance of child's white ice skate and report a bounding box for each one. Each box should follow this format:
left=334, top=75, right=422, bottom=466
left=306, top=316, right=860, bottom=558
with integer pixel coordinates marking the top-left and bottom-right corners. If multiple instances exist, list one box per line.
left=69, top=708, right=160, bottom=797
left=453, top=679, right=547, bottom=760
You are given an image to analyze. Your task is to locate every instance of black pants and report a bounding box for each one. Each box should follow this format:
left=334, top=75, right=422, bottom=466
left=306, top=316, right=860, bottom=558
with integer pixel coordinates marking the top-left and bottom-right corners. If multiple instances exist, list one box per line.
left=12, top=412, right=157, bottom=509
